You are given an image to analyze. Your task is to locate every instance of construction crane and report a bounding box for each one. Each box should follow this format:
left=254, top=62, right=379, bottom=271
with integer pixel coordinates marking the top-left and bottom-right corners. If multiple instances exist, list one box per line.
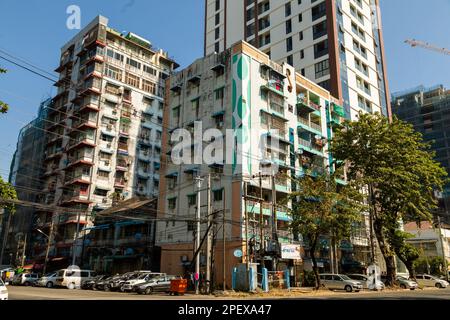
left=405, top=39, right=450, bottom=56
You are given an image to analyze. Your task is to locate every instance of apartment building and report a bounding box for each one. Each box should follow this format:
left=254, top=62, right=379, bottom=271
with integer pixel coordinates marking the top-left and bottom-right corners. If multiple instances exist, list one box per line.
left=204, top=0, right=391, bottom=120
left=392, top=85, right=450, bottom=224
left=157, top=40, right=368, bottom=287
left=28, top=15, right=178, bottom=268
left=0, top=99, right=50, bottom=266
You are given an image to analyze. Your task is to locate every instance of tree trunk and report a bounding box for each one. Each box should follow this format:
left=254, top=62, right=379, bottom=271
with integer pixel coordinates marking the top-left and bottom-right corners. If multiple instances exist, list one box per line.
left=309, top=235, right=320, bottom=290
left=397, top=254, right=416, bottom=281
left=373, top=218, right=396, bottom=286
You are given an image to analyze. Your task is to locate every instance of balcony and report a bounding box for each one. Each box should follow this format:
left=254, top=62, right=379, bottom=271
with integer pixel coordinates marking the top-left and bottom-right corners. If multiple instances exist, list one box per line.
left=298, top=138, right=324, bottom=157
left=60, top=192, right=91, bottom=205
left=44, top=147, right=64, bottom=160
left=72, top=117, right=98, bottom=130
left=66, top=137, right=96, bottom=151
left=64, top=173, right=91, bottom=186
left=261, top=79, right=285, bottom=97
left=114, top=178, right=126, bottom=188
left=116, top=159, right=129, bottom=171
left=65, top=154, right=94, bottom=169
left=118, top=142, right=129, bottom=153
left=297, top=96, right=320, bottom=115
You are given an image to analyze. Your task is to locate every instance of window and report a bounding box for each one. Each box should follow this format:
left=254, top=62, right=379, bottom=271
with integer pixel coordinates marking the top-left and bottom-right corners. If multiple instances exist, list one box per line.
left=105, top=82, right=120, bottom=95
left=285, top=2, right=291, bottom=17
left=246, top=23, right=255, bottom=37
left=126, top=57, right=141, bottom=70
left=358, top=95, right=372, bottom=112
left=192, top=98, right=200, bottom=117
left=314, top=40, right=328, bottom=59
left=301, top=68, right=305, bottom=76
left=215, top=13, right=220, bottom=25
left=318, top=80, right=330, bottom=91
left=287, top=55, right=293, bottom=66
left=286, top=37, right=293, bottom=52
left=213, top=189, right=223, bottom=201
left=259, top=16, right=270, bottom=31
left=215, top=87, right=225, bottom=100
left=299, top=31, right=303, bottom=41
left=142, top=79, right=156, bottom=95
left=311, top=2, right=326, bottom=21
left=105, top=64, right=122, bottom=81
left=94, top=188, right=108, bottom=196
left=313, top=20, right=327, bottom=40
left=286, top=20, right=292, bottom=34
left=298, top=13, right=303, bottom=22
left=187, top=194, right=197, bottom=206
left=315, top=59, right=329, bottom=78
left=215, top=27, right=220, bottom=40
left=125, top=72, right=140, bottom=88
left=168, top=198, right=176, bottom=210
left=143, top=65, right=157, bottom=77
left=215, top=0, right=220, bottom=11
left=215, top=42, right=220, bottom=53
left=300, top=49, right=304, bottom=59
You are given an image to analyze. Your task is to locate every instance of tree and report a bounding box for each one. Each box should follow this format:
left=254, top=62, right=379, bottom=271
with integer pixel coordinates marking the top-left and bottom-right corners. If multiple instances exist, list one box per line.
left=0, top=68, right=9, bottom=114
left=331, top=113, right=447, bottom=286
left=289, top=171, right=365, bottom=290
left=0, top=176, right=18, bottom=264
left=387, top=229, right=419, bottom=280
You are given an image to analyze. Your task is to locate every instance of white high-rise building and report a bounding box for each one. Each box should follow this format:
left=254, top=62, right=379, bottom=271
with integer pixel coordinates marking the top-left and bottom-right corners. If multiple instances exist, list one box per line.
left=204, top=0, right=391, bottom=120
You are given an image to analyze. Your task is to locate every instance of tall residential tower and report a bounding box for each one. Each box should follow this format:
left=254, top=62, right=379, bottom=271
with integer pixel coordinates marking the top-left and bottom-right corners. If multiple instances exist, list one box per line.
left=204, top=0, right=391, bottom=120
left=26, top=16, right=178, bottom=268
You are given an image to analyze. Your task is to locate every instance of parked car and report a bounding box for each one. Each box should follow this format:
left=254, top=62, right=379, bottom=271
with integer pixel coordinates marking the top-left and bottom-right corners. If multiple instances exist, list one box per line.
left=104, top=272, right=140, bottom=291
left=36, top=272, right=58, bottom=288
left=55, top=269, right=97, bottom=289
left=0, top=278, right=8, bottom=300
left=134, top=275, right=179, bottom=295
left=122, top=272, right=166, bottom=292
left=396, top=276, right=418, bottom=290
left=319, top=274, right=363, bottom=292
left=95, top=275, right=122, bottom=291
left=415, top=274, right=449, bottom=289
left=81, top=275, right=108, bottom=290
left=346, top=274, right=385, bottom=290
left=12, top=273, right=39, bottom=286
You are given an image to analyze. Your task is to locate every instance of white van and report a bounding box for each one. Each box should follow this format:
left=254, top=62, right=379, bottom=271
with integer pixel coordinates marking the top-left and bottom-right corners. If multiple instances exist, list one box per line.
left=55, top=269, right=97, bottom=289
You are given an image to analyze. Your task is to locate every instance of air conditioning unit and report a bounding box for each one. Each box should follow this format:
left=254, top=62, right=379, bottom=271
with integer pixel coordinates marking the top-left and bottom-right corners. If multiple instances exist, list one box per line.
left=102, top=198, right=108, bottom=204
left=107, top=143, right=112, bottom=148
left=104, top=160, right=110, bottom=166
left=118, top=87, right=124, bottom=95
left=107, top=124, right=112, bottom=130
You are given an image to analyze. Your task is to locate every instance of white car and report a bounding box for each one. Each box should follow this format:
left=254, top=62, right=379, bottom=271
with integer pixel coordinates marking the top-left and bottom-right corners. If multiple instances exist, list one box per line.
left=415, top=274, right=449, bottom=289
left=121, top=272, right=165, bottom=292
left=319, top=274, right=363, bottom=292
left=347, top=274, right=385, bottom=290
left=0, top=279, right=8, bottom=300
left=36, top=272, right=58, bottom=288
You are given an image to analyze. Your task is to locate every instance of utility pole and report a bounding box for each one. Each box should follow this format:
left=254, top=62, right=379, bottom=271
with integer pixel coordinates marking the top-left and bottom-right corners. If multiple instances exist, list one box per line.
left=244, top=182, right=249, bottom=270
left=194, top=175, right=203, bottom=295
left=43, top=217, right=55, bottom=275
left=271, top=174, right=277, bottom=271
left=259, top=173, right=264, bottom=270
left=222, top=189, right=226, bottom=291
left=72, top=210, right=82, bottom=266
left=206, top=174, right=212, bottom=294
left=21, top=233, right=27, bottom=267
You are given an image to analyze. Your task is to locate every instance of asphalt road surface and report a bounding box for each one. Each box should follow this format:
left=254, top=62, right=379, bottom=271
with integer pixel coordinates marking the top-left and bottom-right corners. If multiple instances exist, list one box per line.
left=6, top=285, right=450, bottom=300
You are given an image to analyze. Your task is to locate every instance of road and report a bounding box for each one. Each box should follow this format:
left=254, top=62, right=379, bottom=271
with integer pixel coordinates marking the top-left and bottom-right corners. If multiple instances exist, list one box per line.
left=6, top=285, right=450, bottom=300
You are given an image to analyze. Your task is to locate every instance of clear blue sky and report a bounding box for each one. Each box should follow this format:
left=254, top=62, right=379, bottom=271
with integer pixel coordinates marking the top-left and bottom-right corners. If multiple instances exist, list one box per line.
left=0, top=0, right=449, bottom=180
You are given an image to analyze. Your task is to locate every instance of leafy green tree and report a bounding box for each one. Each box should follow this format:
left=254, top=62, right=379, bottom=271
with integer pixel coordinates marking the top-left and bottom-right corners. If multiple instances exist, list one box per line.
left=387, top=229, right=419, bottom=280
left=0, top=68, right=9, bottom=113
left=331, top=113, right=447, bottom=286
left=289, top=171, right=365, bottom=290
left=0, top=176, right=17, bottom=264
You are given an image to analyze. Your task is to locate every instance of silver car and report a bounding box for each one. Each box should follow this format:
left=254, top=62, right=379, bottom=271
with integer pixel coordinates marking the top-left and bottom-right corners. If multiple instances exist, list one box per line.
left=347, top=274, right=385, bottom=290
left=397, top=276, right=418, bottom=290
left=319, top=273, right=363, bottom=292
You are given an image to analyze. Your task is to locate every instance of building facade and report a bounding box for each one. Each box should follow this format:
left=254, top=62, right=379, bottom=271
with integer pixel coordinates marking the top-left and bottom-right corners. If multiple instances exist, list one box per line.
left=0, top=99, right=50, bottom=266
left=157, top=41, right=369, bottom=287
left=392, top=85, right=450, bottom=224
left=204, top=0, right=391, bottom=120
left=26, top=15, right=178, bottom=269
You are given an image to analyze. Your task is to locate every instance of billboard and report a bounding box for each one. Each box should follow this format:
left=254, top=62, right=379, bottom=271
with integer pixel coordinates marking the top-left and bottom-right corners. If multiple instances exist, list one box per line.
left=281, top=244, right=302, bottom=260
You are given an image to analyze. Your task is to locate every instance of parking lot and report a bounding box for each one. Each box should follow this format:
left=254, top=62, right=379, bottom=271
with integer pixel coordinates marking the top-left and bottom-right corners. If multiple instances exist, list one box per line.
left=6, top=285, right=450, bottom=300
